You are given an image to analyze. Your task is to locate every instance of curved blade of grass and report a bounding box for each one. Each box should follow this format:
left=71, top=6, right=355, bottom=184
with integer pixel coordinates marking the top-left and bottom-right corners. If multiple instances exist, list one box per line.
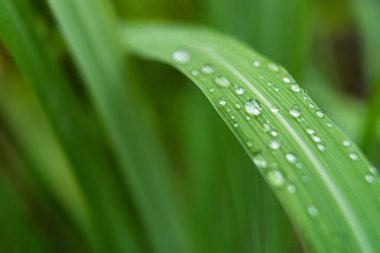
left=122, top=23, right=380, bottom=253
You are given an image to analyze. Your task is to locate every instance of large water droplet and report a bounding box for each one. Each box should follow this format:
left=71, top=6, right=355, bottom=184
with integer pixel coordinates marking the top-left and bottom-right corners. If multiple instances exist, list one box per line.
left=245, top=99, right=262, bottom=116
left=289, top=105, right=301, bottom=118
left=201, top=64, right=215, bottom=75
left=307, top=206, right=319, bottom=217
left=214, top=76, right=231, bottom=88
left=286, top=153, right=297, bottom=163
left=290, top=83, right=301, bottom=93
left=267, top=170, right=286, bottom=188
left=172, top=50, right=190, bottom=64
left=218, top=97, right=227, bottom=106
left=235, top=86, right=245, bottom=95
left=269, top=140, right=281, bottom=150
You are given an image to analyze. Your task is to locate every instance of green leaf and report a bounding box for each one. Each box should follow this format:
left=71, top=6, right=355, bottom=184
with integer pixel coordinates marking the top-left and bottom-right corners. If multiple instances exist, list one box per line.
left=122, top=23, right=380, bottom=253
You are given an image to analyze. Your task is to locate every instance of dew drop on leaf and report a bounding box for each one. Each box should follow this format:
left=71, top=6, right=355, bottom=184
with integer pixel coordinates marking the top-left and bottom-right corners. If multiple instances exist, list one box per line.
left=252, top=153, right=267, bottom=169
left=342, top=140, right=351, bottom=147
left=307, top=206, right=319, bottom=217
left=290, top=83, right=301, bottom=93
left=267, top=63, right=280, bottom=72
left=365, top=174, right=375, bottom=184
left=214, top=76, right=231, bottom=88
left=253, top=60, right=261, bottom=68
left=269, top=140, right=281, bottom=150
left=289, top=105, right=301, bottom=118
left=287, top=184, right=296, bottom=194
left=349, top=153, right=358, bottom=161
left=172, top=50, right=190, bottom=64
left=316, top=110, right=325, bottom=118
left=286, top=153, right=297, bottom=164
left=245, top=99, right=262, bottom=116
left=201, top=64, right=215, bottom=75
left=235, top=86, right=245, bottom=95
left=283, top=77, right=291, bottom=83
left=218, top=97, right=227, bottom=106
left=267, top=170, right=286, bottom=188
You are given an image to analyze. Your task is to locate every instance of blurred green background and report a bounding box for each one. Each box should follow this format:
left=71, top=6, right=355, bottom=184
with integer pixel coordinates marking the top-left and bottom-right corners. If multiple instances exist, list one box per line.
left=0, top=0, right=379, bottom=252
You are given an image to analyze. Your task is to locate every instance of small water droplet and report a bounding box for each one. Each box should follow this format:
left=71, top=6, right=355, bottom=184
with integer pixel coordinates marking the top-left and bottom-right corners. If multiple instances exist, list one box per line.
left=290, top=83, right=301, bottom=93
left=209, top=86, right=215, bottom=93
left=201, top=64, right=214, bottom=75
left=253, top=60, right=261, bottom=68
left=245, top=99, right=262, bottom=116
left=308, top=103, right=315, bottom=109
left=252, top=153, right=267, bottom=169
left=287, top=184, right=296, bottom=193
left=246, top=141, right=253, bottom=147
left=230, top=115, right=236, bottom=120
left=306, top=128, right=315, bottom=135
left=289, top=105, right=301, bottom=118
left=246, top=116, right=251, bottom=121
left=370, top=166, right=378, bottom=175
left=365, top=174, right=375, bottom=184
left=263, top=123, right=271, bottom=132
left=342, top=140, right=351, bottom=147
left=191, top=70, right=199, bottom=76
left=283, top=77, right=291, bottom=83
left=267, top=170, right=286, bottom=188
left=311, top=135, right=321, bottom=143
left=307, top=206, right=319, bottom=217
left=326, top=121, right=333, bottom=128
left=316, top=110, right=324, bottom=118
left=214, top=76, right=231, bottom=88
left=172, top=50, right=190, bottom=64
left=233, top=122, right=239, bottom=128
left=269, top=140, right=281, bottom=150
left=218, top=97, right=227, bottom=106
left=273, top=84, right=280, bottom=92
left=270, top=130, right=278, bottom=137
left=268, top=63, right=280, bottom=72
left=226, top=108, right=231, bottom=112
left=349, top=153, right=358, bottom=161
left=235, top=86, right=245, bottom=95
left=235, top=103, right=241, bottom=109
left=317, top=144, right=326, bottom=151
left=270, top=105, right=279, bottom=113
left=286, top=153, right=297, bottom=163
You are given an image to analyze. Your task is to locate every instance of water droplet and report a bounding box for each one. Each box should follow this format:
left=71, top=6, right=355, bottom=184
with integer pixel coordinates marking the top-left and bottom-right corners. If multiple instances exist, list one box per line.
left=317, top=144, right=326, bottom=151
left=268, top=63, right=280, bottom=72
left=253, top=60, right=261, bottom=68
left=245, top=99, right=262, bottom=116
left=290, top=83, right=301, bottom=93
left=287, top=184, right=296, bottom=193
left=283, top=77, right=291, bottom=84
left=201, top=64, right=215, bottom=75
left=269, top=140, right=281, bottom=150
left=191, top=70, right=199, bottom=76
left=349, top=153, right=358, bottom=161
left=235, top=86, right=245, bottom=95
left=218, top=97, right=227, bottom=106
left=270, top=105, right=279, bottom=113
left=311, top=135, right=321, bottom=143
left=365, top=174, right=375, bottom=184
left=246, top=141, right=253, bottom=147
left=214, top=76, right=231, bottom=88
left=226, top=108, right=231, bottom=112
left=233, top=122, right=239, bottom=128
left=230, top=115, right=236, bottom=120
left=308, top=103, right=315, bottom=109
left=267, top=170, right=286, bottom=188
left=270, top=130, right=278, bottom=137
left=273, top=84, right=280, bottom=92
left=172, top=50, right=190, bottom=64
left=209, top=86, right=215, bottom=93
left=370, top=166, right=378, bottom=175
left=252, top=153, right=267, bottom=169
left=316, top=110, right=324, bottom=118
left=342, top=140, right=351, bottom=147
left=235, top=103, right=241, bottom=109
left=289, top=105, right=301, bottom=118
left=263, top=123, right=271, bottom=132
left=307, top=206, right=319, bottom=217
left=326, top=121, right=333, bottom=128
left=306, top=128, right=315, bottom=135
left=246, top=116, right=251, bottom=121
left=286, top=153, right=297, bottom=163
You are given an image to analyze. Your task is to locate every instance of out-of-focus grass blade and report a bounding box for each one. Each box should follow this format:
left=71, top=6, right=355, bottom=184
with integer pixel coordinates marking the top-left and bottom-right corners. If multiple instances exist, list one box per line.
left=45, top=0, right=193, bottom=252
left=123, top=23, right=380, bottom=253
left=350, top=0, right=380, bottom=159
left=0, top=1, right=140, bottom=252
